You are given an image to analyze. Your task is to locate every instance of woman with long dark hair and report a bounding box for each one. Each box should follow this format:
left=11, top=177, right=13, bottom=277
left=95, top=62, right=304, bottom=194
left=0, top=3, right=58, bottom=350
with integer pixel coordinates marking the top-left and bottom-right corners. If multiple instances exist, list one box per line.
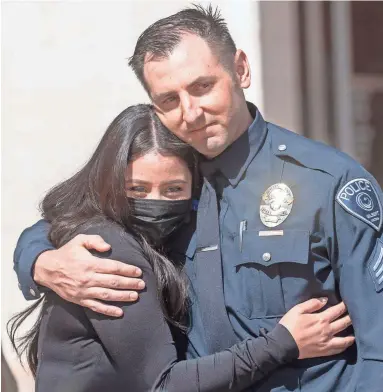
left=8, top=104, right=353, bottom=391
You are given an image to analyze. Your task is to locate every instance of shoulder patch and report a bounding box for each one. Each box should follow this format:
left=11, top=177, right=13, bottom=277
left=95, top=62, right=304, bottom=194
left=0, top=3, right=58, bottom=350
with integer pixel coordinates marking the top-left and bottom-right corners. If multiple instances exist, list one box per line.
left=336, top=178, right=382, bottom=231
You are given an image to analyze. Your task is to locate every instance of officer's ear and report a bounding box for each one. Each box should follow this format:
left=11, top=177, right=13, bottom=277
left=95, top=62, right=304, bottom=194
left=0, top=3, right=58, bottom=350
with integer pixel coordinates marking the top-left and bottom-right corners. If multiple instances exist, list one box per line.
left=233, top=49, right=251, bottom=89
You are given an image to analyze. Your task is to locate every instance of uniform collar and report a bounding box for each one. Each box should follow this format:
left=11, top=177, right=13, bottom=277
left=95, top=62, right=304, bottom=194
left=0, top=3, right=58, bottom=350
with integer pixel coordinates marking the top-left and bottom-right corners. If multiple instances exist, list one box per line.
left=200, top=102, right=268, bottom=186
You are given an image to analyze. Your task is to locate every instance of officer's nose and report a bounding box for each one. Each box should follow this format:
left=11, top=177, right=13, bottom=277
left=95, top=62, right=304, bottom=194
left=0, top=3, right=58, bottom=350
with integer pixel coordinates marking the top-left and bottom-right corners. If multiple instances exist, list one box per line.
left=180, top=94, right=203, bottom=125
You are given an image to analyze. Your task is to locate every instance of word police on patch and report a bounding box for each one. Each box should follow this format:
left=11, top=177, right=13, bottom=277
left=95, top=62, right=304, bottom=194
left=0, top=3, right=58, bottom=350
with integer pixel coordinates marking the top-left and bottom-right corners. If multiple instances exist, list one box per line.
left=336, top=178, right=382, bottom=231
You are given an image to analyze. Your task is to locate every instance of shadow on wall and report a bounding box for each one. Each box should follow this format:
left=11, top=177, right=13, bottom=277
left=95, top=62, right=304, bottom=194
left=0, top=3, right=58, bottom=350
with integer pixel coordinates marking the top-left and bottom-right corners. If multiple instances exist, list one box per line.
left=2, top=349, right=19, bottom=392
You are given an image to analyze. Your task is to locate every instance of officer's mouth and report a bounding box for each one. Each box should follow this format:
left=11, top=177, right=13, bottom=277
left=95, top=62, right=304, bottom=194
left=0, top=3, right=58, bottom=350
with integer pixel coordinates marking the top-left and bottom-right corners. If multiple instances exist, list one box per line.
left=190, top=122, right=216, bottom=134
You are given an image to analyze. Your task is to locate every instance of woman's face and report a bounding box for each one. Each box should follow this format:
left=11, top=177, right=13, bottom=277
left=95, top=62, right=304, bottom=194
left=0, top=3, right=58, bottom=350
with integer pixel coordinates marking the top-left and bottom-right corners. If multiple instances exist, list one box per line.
left=125, top=152, right=192, bottom=200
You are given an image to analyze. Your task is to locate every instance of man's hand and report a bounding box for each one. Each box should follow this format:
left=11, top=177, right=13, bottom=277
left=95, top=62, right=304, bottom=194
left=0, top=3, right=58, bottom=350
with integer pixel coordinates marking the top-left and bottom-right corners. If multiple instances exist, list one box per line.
left=279, top=299, right=355, bottom=359
left=34, top=234, right=145, bottom=317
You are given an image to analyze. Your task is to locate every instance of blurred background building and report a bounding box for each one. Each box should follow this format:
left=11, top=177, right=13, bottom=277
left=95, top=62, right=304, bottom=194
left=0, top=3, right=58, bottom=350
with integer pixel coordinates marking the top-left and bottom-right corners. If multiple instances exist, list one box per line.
left=261, top=1, right=383, bottom=185
left=2, top=1, right=382, bottom=391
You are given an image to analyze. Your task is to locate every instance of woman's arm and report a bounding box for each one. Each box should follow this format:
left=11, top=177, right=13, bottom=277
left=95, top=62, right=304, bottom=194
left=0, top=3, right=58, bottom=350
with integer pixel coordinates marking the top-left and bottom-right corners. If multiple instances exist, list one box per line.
left=83, top=222, right=298, bottom=392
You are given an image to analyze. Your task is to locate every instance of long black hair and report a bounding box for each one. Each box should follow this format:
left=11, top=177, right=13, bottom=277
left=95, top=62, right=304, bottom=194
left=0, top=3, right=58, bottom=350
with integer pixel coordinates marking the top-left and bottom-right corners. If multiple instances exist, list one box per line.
left=7, top=104, right=199, bottom=376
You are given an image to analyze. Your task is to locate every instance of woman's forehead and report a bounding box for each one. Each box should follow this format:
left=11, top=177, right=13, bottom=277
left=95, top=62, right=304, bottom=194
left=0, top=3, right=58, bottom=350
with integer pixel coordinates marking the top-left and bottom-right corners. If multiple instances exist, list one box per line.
left=126, top=152, right=191, bottom=180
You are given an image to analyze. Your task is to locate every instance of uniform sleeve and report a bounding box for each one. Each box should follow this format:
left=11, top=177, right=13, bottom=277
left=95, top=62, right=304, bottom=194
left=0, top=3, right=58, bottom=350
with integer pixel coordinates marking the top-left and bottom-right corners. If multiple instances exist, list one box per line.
left=330, top=163, right=383, bottom=392
left=13, top=219, right=54, bottom=300
left=83, top=224, right=299, bottom=392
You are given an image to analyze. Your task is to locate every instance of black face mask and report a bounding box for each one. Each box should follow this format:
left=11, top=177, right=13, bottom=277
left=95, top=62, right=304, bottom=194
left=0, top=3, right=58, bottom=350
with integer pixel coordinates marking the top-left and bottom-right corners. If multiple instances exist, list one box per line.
left=128, top=198, right=192, bottom=247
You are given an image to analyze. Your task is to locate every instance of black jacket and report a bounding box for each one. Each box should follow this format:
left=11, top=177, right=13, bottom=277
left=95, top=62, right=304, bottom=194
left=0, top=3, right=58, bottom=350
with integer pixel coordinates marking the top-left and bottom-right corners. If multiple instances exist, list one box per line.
left=35, top=221, right=298, bottom=392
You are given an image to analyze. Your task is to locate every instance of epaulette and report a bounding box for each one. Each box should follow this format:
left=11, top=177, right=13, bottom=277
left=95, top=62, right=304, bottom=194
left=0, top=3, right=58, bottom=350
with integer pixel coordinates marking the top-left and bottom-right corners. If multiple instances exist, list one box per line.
left=267, top=122, right=360, bottom=179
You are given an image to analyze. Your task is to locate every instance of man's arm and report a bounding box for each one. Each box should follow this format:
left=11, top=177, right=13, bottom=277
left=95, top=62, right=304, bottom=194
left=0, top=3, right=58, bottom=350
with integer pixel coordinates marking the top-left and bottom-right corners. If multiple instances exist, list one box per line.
left=330, top=166, right=383, bottom=391
left=13, top=220, right=145, bottom=317
left=13, top=220, right=55, bottom=300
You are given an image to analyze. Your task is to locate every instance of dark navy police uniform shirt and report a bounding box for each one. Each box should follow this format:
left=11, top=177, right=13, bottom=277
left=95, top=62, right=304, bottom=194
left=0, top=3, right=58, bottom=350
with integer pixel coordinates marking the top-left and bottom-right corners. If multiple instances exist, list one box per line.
left=14, top=102, right=383, bottom=392
left=174, top=103, right=383, bottom=392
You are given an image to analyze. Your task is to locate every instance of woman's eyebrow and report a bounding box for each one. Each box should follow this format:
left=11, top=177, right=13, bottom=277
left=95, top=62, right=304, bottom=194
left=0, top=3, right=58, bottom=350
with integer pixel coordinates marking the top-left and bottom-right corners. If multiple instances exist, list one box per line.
left=125, top=179, right=151, bottom=184
left=125, top=179, right=188, bottom=185
left=160, top=180, right=188, bottom=185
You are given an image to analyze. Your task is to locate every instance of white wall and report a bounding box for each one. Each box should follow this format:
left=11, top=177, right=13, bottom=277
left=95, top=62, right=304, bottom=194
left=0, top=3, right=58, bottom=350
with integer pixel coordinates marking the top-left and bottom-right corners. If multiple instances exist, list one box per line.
left=1, top=1, right=263, bottom=390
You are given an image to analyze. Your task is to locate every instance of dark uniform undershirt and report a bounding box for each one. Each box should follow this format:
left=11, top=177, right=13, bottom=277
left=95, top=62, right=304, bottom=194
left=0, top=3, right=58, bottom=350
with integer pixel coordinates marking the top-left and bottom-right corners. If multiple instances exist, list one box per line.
left=35, top=221, right=298, bottom=392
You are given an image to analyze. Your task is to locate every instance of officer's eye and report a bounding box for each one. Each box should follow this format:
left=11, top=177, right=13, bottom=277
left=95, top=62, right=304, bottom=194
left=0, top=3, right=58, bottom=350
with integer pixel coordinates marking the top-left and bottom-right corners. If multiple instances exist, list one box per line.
left=194, top=82, right=213, bottom=96
left=157, top=95, right=179, bottom=112
left=163, top=95, right=178, bottom=105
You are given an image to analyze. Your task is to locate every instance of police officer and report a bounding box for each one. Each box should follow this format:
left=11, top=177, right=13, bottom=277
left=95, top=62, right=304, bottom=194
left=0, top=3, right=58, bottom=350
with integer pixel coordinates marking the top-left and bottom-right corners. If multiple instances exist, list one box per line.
left=14, top=5, right=382, bottom=392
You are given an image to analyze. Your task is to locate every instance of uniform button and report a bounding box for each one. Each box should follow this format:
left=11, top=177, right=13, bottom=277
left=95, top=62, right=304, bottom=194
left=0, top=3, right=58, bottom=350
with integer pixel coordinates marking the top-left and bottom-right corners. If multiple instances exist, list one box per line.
left=29, top=288, right=36, bottom=297
left=278, top=144, right=287, bottom=151
left=262, top=252, right=271, bottom=262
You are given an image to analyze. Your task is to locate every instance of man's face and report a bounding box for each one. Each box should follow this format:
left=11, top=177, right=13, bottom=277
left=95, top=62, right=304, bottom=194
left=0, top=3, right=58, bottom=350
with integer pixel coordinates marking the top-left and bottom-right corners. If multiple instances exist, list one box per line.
left=143, top=34, right=251, bottom=158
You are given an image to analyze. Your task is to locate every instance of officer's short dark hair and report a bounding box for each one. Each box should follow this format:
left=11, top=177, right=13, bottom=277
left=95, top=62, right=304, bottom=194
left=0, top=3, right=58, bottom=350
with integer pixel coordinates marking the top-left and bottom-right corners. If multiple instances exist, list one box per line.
left=128, top=4, right=237, bottom=93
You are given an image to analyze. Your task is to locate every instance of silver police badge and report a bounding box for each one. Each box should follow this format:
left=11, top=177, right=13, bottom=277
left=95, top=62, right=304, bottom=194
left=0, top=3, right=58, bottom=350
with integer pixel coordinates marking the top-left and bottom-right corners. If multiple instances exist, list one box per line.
left=260, top=183, right=294, bottom=227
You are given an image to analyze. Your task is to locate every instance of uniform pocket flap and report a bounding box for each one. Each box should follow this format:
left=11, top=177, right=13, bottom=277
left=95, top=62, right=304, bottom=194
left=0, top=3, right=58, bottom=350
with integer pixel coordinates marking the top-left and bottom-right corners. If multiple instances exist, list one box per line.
left=240, top=229, right=310, bottom=267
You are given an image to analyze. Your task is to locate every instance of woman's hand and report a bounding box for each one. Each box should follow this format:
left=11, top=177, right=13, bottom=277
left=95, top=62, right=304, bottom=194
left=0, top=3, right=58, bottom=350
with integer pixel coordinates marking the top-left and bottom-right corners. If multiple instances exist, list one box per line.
left=279, top=298, right=354, bottom=359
